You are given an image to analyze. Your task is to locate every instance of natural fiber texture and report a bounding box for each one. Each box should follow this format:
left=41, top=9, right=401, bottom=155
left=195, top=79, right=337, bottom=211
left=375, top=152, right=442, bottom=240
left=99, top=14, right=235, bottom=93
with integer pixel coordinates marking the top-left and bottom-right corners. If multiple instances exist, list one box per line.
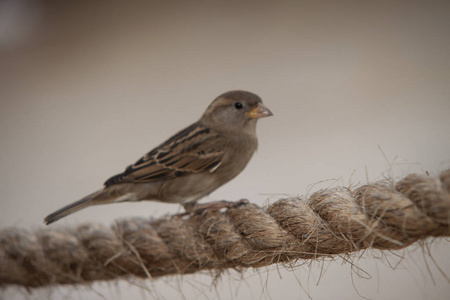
left=1, top=170, right=449, bottom=288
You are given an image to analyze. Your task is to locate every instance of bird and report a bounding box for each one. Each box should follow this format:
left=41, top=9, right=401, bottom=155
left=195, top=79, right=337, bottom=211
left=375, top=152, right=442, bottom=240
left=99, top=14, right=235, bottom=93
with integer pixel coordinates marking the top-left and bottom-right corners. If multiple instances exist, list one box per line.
left=44, top=90, right=273, bottom=225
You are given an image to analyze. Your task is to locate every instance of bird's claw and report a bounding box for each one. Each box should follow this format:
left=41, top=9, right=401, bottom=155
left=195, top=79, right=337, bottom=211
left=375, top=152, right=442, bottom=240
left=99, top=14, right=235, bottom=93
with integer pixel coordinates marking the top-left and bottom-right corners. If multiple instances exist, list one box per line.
left=175, top=199, right=249, bottom=218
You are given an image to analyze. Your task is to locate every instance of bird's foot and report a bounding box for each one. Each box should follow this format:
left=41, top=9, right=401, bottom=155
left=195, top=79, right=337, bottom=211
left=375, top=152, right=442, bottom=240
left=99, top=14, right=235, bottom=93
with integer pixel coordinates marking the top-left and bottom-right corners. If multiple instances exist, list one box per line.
left=193, top=199, right=249, bottom=215
left=176, top=199, right=249, bottom=218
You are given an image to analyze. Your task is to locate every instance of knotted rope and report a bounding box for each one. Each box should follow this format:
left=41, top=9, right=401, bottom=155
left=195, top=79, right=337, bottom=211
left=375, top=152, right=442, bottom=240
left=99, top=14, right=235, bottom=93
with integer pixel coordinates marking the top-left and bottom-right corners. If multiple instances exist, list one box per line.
left=1, top=170, right=449, bottom=288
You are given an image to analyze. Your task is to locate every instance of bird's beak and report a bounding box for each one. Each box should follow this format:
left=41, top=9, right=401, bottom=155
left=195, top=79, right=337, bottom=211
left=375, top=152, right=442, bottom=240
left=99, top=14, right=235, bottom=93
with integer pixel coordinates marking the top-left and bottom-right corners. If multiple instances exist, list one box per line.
left=247, top=103, right=273, bottom=119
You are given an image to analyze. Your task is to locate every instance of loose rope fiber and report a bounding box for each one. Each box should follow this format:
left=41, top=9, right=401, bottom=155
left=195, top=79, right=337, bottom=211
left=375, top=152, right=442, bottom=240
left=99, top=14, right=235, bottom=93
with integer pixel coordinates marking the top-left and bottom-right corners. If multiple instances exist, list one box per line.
left=1, top=170, right=449, bottom=288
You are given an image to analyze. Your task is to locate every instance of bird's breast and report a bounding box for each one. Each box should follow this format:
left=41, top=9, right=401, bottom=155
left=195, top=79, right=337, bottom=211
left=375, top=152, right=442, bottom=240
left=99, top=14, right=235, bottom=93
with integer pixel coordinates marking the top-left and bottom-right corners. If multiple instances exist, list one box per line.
left=214, top=134, right=258, bottom=179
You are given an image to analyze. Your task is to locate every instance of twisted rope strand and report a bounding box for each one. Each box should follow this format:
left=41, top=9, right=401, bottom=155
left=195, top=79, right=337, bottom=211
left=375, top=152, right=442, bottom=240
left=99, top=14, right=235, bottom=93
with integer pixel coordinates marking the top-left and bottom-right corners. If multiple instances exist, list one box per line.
left=1, top=170, right=449, bottom=288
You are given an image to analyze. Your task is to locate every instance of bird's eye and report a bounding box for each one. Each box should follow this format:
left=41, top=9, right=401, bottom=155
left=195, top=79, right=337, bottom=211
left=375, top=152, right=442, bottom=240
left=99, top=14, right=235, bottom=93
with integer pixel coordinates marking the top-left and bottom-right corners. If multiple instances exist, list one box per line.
left=234, top=102, right=243, bottom=109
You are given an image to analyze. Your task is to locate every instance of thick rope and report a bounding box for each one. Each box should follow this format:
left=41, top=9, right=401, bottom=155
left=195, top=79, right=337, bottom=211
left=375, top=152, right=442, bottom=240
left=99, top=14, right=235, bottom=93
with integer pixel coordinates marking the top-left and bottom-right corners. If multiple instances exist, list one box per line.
left=1, top=170, right=449, bottom=288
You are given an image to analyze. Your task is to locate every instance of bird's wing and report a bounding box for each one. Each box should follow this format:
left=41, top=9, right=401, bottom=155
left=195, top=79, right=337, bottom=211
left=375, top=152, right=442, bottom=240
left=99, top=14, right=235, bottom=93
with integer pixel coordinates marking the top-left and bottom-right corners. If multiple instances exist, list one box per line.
left=104, top=122, right=226, bottom=186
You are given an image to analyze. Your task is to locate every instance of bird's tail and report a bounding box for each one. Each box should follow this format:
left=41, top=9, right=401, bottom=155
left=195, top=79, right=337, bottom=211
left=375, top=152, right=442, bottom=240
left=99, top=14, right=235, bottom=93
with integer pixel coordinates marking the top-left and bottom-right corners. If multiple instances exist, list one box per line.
left=44, top=190, right=107, bottom=225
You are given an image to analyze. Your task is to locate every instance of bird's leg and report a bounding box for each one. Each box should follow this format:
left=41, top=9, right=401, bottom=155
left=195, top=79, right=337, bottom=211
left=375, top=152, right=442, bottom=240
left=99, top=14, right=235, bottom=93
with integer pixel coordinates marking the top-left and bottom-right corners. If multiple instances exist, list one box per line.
left=182, top=201, right=197, bottom=213
left=191, top=199, right=249, bottom=215
left=177, top=199, right=249, bottom=217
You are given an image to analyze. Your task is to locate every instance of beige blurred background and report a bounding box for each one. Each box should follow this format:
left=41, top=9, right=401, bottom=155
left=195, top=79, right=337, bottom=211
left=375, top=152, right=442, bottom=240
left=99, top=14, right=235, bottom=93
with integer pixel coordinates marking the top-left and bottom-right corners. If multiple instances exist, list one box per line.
left=1, top=0, right=449, bottom=299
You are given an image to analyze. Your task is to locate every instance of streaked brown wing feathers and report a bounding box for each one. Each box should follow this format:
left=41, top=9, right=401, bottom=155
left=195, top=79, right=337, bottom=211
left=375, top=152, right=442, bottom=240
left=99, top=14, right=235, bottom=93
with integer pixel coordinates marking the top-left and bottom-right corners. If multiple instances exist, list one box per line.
left=104, top=123, right=225, bottom=186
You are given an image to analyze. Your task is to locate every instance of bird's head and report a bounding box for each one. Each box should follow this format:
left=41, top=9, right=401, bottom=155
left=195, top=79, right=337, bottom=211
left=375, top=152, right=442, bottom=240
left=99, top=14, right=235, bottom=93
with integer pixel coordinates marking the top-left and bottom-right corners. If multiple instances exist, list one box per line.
left=201, top=90, right=273, bottom=133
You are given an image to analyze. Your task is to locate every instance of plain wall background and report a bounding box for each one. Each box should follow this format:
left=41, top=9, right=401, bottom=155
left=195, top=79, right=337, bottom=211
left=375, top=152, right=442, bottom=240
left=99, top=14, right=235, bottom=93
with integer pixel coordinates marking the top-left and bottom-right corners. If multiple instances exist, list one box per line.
left=1, top=0, right=449, bottom=299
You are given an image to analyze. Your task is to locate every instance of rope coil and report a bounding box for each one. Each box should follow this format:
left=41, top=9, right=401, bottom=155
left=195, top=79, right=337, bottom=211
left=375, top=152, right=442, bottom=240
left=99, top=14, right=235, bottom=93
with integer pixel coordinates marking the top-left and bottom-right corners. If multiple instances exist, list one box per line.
left=1, top=170, right=449, bottom=288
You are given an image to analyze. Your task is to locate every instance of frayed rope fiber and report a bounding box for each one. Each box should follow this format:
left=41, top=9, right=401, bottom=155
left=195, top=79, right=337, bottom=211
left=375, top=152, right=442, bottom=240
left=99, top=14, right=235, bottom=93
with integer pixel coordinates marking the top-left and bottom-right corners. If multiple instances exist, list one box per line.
left=1, top=170, right=450, bottom=288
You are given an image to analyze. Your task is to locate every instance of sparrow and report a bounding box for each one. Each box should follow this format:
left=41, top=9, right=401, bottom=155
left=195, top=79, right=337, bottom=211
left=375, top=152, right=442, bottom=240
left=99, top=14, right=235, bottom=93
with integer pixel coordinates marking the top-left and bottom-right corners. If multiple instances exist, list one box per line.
left=44, top=90, right=272, bottom=225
